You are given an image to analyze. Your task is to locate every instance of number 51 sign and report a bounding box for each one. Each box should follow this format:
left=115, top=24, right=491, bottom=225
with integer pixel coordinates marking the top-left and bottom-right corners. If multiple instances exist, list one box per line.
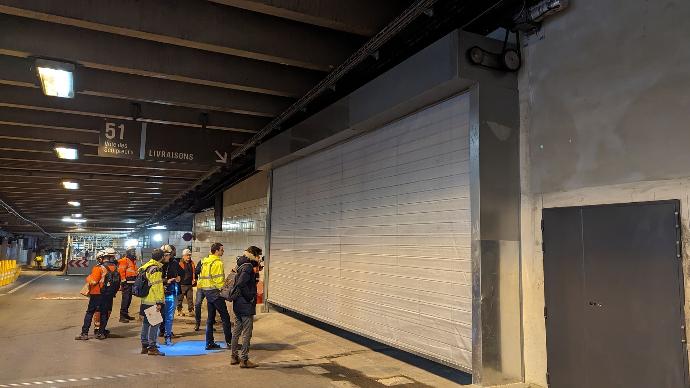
left=98, top=119, right=142, bottom=159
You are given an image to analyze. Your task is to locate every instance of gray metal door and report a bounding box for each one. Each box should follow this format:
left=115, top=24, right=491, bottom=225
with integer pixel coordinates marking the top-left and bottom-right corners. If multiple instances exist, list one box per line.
left=543, top=200, right=688, bottom=388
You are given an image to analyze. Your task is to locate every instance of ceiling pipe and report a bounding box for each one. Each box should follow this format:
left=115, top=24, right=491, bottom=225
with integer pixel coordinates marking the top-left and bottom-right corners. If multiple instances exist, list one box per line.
left=0, top=198, right=56, bottom=238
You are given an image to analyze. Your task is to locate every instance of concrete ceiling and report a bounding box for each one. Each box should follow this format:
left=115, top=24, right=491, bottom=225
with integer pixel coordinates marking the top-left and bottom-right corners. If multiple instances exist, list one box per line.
left=0, top=0, right=407, bottom=235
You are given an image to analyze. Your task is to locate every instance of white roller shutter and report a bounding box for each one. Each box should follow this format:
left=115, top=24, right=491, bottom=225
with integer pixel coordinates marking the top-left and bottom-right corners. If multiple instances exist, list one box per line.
left=268, top=93, right=471, bottom=370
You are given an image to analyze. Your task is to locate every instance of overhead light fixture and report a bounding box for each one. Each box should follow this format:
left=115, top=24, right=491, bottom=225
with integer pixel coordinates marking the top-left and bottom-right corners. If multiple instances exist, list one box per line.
left=149, top=225, right=167, bottom=230
left=152, top=233, right=163, bottom=242
left=62, top=180, right=79, bottom=190
left=67, top=201, right=81, bottom=207
left=62, top=216, right=86, bottom=223
left=72, top=213, right=82, bottom=218
left=35, top=59, right=75, bottom=98
left=53, top=143, right=79, bottom=160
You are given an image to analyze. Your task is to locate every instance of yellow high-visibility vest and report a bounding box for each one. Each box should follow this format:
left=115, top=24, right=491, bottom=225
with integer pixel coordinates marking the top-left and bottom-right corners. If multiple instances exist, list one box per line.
left=197, top=254, right=225, bottom=290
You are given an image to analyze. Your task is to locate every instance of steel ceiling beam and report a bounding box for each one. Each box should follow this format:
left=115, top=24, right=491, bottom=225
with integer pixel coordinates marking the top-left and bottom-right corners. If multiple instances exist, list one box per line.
left=0, top=55, right=292, bottom=117
left=209, top=0, right=406, bottom=36
left=0, top=149, right=209, bottom=174
left=0, top=14, right=323, bottom=98
left=0, top=0, right=362, bottom=71
left=0, top=168, right=193, bottom=184
left=0, top=85, right=269, bottom=133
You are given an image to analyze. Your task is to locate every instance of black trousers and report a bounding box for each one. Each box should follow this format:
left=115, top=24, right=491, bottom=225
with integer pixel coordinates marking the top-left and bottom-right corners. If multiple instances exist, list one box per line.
left=81, top=294, right=111, bottom=335
left=204, top=290, right=231, bottom=346
left=120, top=283, right=133, bottom=316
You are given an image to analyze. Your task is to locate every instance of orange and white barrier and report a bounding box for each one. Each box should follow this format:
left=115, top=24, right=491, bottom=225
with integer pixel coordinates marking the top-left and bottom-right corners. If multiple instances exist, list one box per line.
left=0, top=260, right=20, bottom=287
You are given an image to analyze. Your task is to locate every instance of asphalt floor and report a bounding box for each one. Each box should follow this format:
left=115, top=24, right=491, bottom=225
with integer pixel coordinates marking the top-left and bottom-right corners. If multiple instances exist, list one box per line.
left=0, top=271, right=477, bottom=388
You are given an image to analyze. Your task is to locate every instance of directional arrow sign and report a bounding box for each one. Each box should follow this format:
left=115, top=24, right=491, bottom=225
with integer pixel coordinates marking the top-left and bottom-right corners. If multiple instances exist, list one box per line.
left=214, top=150, right=228, bottom=164
left=143, top=123, right=241, bottom=166
left=98, top=122, right=244, bottom=166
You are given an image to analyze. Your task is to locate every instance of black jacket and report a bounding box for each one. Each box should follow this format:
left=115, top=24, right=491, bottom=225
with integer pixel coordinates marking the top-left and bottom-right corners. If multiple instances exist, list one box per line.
left=178, top=259, right=195, bottom=285
left=161, top=258, right=180, bottom=295
left=232, top=255, right=257, bottom=316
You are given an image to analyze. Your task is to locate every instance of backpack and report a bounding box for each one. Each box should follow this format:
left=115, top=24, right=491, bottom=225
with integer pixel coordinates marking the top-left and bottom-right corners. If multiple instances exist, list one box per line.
left=100, top=264, right=121, bottom=296
left=132, top=266, right=157, bottom=297
left=220, top=263, right=251, bottom=301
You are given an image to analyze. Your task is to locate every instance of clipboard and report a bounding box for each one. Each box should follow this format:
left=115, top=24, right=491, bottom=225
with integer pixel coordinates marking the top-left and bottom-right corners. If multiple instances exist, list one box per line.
left=144, top=305, right=163, bottom=326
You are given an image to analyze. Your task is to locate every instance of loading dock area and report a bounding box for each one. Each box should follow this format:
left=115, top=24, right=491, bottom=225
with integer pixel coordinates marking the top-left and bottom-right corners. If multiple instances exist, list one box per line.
left=1, top=1, right=690, bottom=387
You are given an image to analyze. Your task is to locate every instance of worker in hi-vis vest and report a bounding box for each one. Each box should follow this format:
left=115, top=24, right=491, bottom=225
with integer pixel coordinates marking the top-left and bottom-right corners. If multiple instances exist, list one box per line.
left=197, top=242, right=232, bottom=350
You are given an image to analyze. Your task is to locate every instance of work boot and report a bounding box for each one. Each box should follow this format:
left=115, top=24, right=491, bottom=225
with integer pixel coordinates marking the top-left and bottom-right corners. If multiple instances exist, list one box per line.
left=125, top=314, right=136, bottom=321
left=230, top=355, right=240, bottom=365
left=141, top=345, right=149, bottom=354
left=194, top=322, right=200, bottom=331
left=205, top=343, right=221, bottom=350
left=119, top=317, right=130, bottom=323
left=95, top=333, right=106, bottom=340
left=239, top=360, right=258, bottom=368
left=74, top=333, right=89, bottom=341
left=147, top=347, right=165, bottom=356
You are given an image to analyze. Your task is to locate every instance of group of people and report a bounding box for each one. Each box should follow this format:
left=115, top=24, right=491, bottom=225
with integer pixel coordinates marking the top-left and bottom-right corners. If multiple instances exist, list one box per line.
left=75, top=242, right=263, bottom=368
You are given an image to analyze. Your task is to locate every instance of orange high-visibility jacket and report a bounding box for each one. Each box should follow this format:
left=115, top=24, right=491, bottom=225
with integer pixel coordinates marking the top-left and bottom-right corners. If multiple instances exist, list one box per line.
left=179, top=259, right=196, bottom=285
left=86, top=263, right=117, bottom=295
left=117, top=257, right=138, bottom=282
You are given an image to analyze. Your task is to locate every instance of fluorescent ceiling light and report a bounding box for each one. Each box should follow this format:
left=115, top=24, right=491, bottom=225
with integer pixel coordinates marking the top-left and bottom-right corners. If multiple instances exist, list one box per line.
left=62, top=216, right=86, bottom=223
left=62, top=180, right=79, bottom=190
left=72, top=213, right=82, bottom=218
left=54, top=144, right=78, bottom=160
left=149, top=225, right=167, bottom=230
left=67, top=201, right=81, bottom=207
left=35, top=59, right=75, bottom=98
left=152, top=233, right=163, bottom=242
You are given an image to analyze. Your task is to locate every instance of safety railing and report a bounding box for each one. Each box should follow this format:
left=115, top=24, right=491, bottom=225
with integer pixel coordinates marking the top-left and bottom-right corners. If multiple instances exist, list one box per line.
left=0, top=260, right=20, bottom=287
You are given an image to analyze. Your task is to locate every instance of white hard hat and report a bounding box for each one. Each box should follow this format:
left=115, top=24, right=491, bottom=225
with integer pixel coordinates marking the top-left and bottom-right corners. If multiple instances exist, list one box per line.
left=103, top=247, right=117, bottom=256
left=182, top=248, right=192, bottom=256
left=160, top=244, right=173, bottom=254
left=95, top=250, right=105, bottom=259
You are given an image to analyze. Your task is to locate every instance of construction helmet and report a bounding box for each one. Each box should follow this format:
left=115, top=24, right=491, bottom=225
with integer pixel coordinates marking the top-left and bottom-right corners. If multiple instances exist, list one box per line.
left=103, top=247, right=117, bottom=256
left=160, top=244, right=173, bottom=254
left=95, top=250, right=105, bottom=260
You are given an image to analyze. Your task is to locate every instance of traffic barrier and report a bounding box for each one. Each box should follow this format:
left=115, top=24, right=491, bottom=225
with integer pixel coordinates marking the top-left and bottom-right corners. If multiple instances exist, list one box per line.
left=0, top=260, right=19, bottom=287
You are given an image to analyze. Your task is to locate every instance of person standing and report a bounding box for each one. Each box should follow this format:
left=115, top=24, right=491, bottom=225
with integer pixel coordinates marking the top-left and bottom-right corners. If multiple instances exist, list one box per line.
left=198, top=242, right=232, bottom=350
left=92, top=248, right=120, bottom=337
left=138, top=248, right=166, bottom=356
left=118, top=248, right=138, bottom=322
left=159, top=244, right=180, bottom=345
left=194, top=258, right=207, bottom=331
left=75, top=249, right=119, bottom=340
left=177, top=248, right=195, bottom=317
left=230, top=246, right=262, bottom=368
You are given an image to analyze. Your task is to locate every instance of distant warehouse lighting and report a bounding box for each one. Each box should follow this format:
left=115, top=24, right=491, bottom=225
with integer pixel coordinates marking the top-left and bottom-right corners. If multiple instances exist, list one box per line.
left=149, top=225, right=167, bottom=230
left=54, top=143, right=79, bottom=160
left=62, top=180, right=79, bottom=190
left=152, top=233, right=163, bottom=242
left=125, top=238, right=139, bottom=247
left=35, top=59, right=75, bottom=98
left=72, top=213, right=82, bottom=218
left=67, top=201, right=81, bottom=207
left=62, top=216, right=86, bottom=224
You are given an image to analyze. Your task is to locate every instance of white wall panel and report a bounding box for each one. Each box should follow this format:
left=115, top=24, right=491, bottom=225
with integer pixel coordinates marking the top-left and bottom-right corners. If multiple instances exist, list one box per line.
left=268, top=93, right=471, bottom=370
